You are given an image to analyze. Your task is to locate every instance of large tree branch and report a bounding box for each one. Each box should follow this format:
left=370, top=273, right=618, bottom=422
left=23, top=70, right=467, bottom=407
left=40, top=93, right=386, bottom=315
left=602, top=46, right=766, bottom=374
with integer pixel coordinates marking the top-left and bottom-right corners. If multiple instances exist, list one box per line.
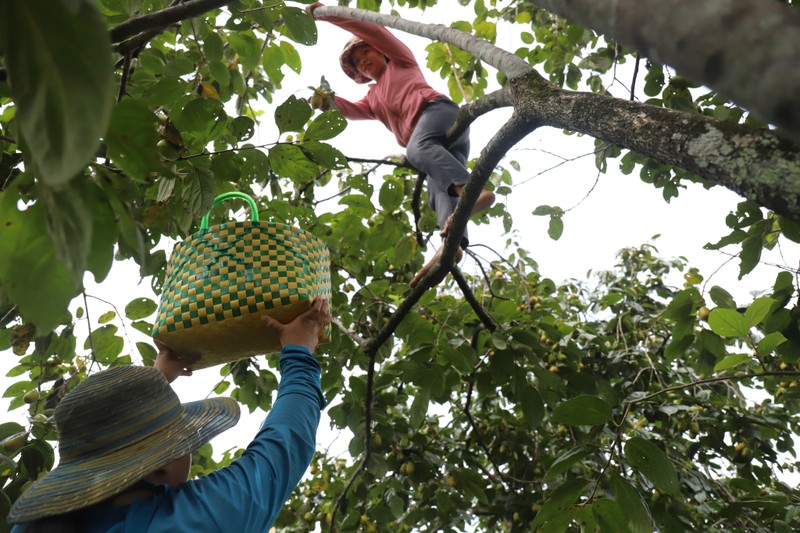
left=110, top=0, right=235, bottom=44
left=511, top=72, right=800, bottom=221
left=529, top=0, right=800, bottom=141
left=312, top=6, right=532, bottom=78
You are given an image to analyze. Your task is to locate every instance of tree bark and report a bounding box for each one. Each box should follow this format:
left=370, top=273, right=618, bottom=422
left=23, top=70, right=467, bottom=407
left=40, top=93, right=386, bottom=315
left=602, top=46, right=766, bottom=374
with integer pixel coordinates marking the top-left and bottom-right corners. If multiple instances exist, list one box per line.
left=511, top=72, right=800, bottom=221
left=529, top=0, right=800, bottom=141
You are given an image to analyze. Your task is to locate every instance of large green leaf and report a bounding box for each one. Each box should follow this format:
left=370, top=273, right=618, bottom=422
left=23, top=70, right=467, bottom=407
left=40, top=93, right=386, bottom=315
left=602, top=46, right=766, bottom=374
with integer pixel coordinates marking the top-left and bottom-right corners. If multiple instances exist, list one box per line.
left=544, top=446, right=593, bottom=481
left=303, top=110, right=347, bottom=141
left=0, top=0, right=113, bottom=185
left=624, top=437, right=680, bottom=495
left=610, top=472, right=654, bottom=533
left=531, top=478, right=588, bottom=530
left=744, top=297, right=774, bottom=328
left=591, top=499, right=632, bottom=533
left=105, top=98, right=161, bottom=182
left=281, top=6, right=318, bottom=46
left=268, top=143, right=320, bottom=183
left=713, top=353, right=752, bottom=372
left=275, top=95, right=313, bottom=134
left=552, top=395, right=613, bottom=426
left=0, top=186, right=77, bottom=333
left=708, top=308, right=748, bottom=337
left=37, top=180, right=92, bottom=287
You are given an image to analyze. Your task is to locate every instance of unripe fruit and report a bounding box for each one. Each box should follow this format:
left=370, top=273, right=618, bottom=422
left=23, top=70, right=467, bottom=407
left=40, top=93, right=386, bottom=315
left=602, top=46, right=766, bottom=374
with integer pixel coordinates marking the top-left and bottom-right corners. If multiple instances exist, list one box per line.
left=372, top=434, right=382, bottom=447
left=446, top=475, right=457, bottom=487
left=1, top=432, right=28, bottom=456
left=360, top=514, right=369, bottom=525
left=698, top=307, right=710, bottom=320
left=303, top=512, right=314, bottom=522
left=23, top=389, right=40, bottom=403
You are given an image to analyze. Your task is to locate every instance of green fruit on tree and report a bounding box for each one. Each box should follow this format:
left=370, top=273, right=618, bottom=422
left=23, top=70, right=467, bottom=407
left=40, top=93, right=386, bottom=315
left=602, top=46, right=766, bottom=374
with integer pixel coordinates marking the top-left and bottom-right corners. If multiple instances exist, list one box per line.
left=23, top=389, right=40, bottom=404
left=1, top=432, right=28, bottom=456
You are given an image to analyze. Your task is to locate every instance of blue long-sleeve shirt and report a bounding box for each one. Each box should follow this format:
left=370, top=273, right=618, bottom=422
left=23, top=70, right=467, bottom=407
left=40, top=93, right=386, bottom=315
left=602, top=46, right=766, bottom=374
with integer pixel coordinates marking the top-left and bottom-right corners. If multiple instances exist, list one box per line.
left=12, top=345, right=324, bottom=533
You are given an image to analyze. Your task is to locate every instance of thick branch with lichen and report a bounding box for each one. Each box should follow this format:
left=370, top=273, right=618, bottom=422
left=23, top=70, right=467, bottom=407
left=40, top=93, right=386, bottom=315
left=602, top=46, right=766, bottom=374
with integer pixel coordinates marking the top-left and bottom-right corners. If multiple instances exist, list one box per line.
left=510, top=72, right=800, bottom=221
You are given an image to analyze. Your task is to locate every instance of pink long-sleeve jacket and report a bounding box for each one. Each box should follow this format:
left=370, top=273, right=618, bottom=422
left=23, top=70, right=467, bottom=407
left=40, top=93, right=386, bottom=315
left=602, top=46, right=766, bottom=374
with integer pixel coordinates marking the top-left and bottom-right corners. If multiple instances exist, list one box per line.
left=319, top=15, right=447, bottom=147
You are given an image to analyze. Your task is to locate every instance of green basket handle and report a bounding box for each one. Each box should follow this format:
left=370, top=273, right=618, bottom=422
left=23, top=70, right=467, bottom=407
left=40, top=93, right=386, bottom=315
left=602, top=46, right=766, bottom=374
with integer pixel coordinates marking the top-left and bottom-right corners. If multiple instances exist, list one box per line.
left=200, top=192, right=260, bottom=229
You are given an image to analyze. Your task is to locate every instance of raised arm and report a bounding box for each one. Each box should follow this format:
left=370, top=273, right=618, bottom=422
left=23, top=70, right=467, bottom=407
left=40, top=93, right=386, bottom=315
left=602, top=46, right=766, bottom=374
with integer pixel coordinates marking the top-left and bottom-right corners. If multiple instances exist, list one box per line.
left=139, top=300, right=332, bottom=531
left=311, top=4, right=417, bottom=67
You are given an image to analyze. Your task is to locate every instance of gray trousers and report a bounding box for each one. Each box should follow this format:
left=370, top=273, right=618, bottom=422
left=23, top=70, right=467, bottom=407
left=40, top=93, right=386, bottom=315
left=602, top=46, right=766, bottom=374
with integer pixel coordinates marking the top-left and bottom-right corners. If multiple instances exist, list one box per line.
left=405, top=99, right=471, bottom=247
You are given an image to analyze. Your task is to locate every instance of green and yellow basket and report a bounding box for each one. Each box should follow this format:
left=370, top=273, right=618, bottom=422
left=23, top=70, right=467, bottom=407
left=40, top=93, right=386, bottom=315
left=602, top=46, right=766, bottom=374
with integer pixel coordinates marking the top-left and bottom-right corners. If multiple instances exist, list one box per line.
left=152, top=192, right=331, bottom=370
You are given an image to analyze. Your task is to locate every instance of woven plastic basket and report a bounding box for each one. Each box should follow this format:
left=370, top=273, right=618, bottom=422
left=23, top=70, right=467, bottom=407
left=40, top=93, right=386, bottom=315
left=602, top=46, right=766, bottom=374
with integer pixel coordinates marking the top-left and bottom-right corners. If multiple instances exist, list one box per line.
left=152, top=192, right=331, bottom=369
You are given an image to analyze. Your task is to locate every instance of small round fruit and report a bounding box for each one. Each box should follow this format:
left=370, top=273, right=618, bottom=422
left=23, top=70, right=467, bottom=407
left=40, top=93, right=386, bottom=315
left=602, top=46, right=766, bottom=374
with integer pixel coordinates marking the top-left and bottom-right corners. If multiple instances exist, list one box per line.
left=23, top=389, right=40, bottom=404
left=698, top=307, right=710, bottom=320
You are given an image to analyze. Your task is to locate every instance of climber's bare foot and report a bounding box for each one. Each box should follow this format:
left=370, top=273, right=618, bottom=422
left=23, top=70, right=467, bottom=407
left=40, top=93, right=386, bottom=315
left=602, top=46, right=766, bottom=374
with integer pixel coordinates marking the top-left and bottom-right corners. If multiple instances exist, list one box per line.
left=439, top=188, right=496, bottom=238
left=409, top=246, right=464, bottom=288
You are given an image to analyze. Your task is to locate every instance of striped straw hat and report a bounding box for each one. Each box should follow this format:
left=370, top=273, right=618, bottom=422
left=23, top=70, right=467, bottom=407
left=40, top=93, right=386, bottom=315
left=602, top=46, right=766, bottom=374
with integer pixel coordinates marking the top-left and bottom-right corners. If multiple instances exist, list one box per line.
left=339, top=36, right=373, bottom=84
left=8, top=365, right=240, bottom=524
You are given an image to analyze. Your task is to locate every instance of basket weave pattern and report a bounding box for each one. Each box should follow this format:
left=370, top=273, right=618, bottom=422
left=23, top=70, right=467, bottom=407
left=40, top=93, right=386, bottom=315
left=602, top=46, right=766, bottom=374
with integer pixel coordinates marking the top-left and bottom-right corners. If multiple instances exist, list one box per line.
left=153, top=220, right=331, bottom=369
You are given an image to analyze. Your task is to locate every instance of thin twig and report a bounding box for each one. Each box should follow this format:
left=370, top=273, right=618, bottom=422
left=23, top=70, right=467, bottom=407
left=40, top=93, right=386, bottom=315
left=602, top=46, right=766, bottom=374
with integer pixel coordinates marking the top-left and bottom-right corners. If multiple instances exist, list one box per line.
left=450, top=266, right=496, bottom=331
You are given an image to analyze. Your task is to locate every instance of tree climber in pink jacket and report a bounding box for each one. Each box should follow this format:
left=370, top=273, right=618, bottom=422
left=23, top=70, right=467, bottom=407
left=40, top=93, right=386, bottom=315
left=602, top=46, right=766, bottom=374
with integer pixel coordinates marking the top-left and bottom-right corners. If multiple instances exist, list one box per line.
left=307, top=3, right=495, bottom=288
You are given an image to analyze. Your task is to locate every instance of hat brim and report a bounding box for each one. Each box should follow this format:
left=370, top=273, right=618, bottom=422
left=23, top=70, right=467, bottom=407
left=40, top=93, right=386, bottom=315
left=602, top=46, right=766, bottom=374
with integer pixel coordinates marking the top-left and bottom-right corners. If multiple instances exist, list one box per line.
left=9, top=396, right=239, bottom=524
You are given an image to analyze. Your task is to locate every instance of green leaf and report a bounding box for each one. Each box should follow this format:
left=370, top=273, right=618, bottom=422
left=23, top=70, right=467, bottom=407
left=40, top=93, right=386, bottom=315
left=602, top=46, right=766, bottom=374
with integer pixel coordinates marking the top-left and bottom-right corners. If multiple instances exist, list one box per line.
left=409, top=386, right=430, bottom=429
left=203, top=32, right=224, bottom=63
left=544, top=446, right=593, bottom=481
left=230, top=116, right=255, bottom=142
left=85, top=183, right=118, bottom=283
left=548, top=215, right=564, bottom=240
left=0, top=187, right=77, bottom=334
left=552, top=395, right=612, bottom=426
left=393, top=235, right=416, bottom=267
left=268, top=143, right=319, bottom=182
left=300, top=141, right=347, bottom=168
left=279, top=41, right=302, bottom=73
left=281, top=6, right=318, bottom=46
left=624, top=437, right=679, bottom=495
left=38, top=181, right=92, bottom=286
left=533, top=205, right=555, bottom=216
left=713, top=353, right=752, bottom=372
left=136, top=342, right=157, bottom=366
left=707, top=308, right=748, bottom=337
left=738, top=235, right=762, bottom=278
left=744, top=296, right=774, bottom=328
left=379, top=179, right=405, bottom=212
left=516, top=380, right=544, bottom=428
left=757, top=331, right=787, bottom=355
left=303, top=110, right=347, bottom=142
left=591, top=499, right=632, bottom=533
left=125, top=298, right=158, bottom=320
left=275, top=95, right=313, bottom=134
left=84, top=325, right=123, bottom=364
left=531, top=478, right=588, bottom=530
left=709, top=285, right=737, bottom=309
left=175, top=98, right=227, bottom=142
left=98, top=311, right=116, bottom=324
left=610, top=473, right=654, bottom=533
left=778, top=215, right=800, bottom=243
left=0, top=0, right=114, bottom=185
left=228, top=31, right=261, bottom=70
left=106, top=98, right=162, bottom=181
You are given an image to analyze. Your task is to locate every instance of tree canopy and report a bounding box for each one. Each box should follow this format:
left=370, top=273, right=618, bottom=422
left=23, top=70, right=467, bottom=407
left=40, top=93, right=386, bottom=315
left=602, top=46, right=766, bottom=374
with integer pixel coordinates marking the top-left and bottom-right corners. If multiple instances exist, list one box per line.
left=1, top=1, right=800, bottom=532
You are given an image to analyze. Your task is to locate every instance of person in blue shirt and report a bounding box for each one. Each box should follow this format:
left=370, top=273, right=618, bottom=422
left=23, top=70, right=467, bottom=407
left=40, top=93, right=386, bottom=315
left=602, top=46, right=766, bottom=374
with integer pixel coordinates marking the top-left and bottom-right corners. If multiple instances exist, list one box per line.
left=8, top=299, right=331, bottom=533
